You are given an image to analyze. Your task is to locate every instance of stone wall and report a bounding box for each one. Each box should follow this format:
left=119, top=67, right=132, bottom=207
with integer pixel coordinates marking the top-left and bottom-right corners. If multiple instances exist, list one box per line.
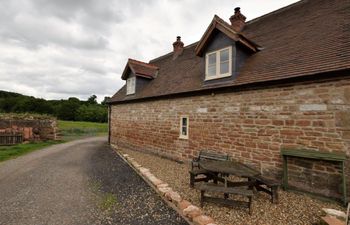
left=0, top=117, right=57, bottom=141
left=110, top=77, right=350, bottom=198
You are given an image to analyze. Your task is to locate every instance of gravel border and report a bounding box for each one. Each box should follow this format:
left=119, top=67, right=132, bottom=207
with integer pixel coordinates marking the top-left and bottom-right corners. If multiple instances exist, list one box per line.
left=87, top=143, right=189, bottom=225
left=118, top=147, right=346, bottom=225
left=114, top=148, right=218, bottom=225
left=113, top=149, right=194, bottom=225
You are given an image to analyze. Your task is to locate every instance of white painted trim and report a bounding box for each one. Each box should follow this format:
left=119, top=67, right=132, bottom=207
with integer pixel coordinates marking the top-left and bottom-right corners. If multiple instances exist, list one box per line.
left=205, top=46, right=232, bottom=81
left=179, top=116, right=189, bottom=139
left=126, top=77, right=136, bottom=95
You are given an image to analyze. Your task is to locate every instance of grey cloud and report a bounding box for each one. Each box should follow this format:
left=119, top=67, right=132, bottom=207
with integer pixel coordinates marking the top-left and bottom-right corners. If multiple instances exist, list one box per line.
left=35, top=0, right=125, bottom=32
left=0, top=17, right=109, bottom=50
left=0, top=0, right=299, bottom=102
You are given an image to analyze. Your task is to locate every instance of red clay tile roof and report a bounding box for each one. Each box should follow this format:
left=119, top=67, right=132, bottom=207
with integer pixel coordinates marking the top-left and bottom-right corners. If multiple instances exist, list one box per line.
left=195, top=15, right=260, bottom=55
left=121, top=58, right=159, bottom=80
left=110, top=0, right=350, bottom=103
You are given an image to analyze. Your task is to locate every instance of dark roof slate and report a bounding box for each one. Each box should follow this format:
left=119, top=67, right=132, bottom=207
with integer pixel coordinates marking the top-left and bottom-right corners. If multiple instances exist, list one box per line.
left=110, top=0, right=350, bottom=103
left=121, top=59, right=159, bottom=80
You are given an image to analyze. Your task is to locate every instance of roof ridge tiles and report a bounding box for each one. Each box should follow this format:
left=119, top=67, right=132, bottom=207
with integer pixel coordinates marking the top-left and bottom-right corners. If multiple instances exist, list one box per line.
left=128, top=58, right=159, bottom=68
left=149, top=42, right=199, bottom=63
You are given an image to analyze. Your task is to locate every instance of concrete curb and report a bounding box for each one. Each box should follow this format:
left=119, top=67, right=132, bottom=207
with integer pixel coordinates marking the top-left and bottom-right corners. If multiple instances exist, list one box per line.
left=112, top=146, right=218, bottom=225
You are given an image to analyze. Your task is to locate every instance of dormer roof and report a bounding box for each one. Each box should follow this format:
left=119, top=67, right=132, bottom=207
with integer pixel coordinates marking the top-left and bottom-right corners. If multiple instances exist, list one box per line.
left=195, top=15, right=260, bottom=56
left=121, top=58, right=159, bottom=80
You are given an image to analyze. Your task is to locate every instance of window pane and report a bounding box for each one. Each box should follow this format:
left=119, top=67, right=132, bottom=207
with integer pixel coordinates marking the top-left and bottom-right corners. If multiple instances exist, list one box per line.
left=208, top=53, right=216, bottom=65
left=182, top=118, right=187, bottom=126
left=220, top=49, right=229, bottom=62
left=127, top=77, right=136, bottom=94
left=220, top=61, right=229, bottom=74
left=182, top=127, right=187, bottom=136
left=126, top=79, right=130, bottom=93
left=208, top=65, right=216, bottom=76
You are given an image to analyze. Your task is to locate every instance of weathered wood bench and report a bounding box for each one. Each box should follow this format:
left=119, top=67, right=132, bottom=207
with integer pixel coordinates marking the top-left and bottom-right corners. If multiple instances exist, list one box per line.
left=199, top=183, right=254, bottom=215
left=253, top=175, right=280, bottom=204
left=189, top=150, right=229, bottom=187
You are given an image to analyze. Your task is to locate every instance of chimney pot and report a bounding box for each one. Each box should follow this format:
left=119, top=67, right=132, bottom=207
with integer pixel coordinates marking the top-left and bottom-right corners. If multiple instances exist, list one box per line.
left=230, top=7, right=246, bottom=32
left=173, top=36, right=184, bottom=59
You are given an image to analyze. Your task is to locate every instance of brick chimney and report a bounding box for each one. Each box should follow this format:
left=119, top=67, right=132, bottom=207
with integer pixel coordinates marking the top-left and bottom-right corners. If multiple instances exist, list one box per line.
left=229, top=7, right=246, bottom=32
left=172, top=36, right=184, bottom=59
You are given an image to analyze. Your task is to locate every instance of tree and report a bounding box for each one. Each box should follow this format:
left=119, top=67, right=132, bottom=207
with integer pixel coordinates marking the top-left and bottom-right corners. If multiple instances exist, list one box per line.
left=87, top=95, right=97, bottom=105
left=56, top=98, right=80, bottom=121
left=75, top=104, right=107, bottom=122
left=0, top=90, right=108, bottom=123
left=101, top=96, right=111, bottom=105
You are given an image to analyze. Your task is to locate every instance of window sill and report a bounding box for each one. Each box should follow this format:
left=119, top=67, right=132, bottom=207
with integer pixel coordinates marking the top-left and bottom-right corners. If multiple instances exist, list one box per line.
left=179, top=135, right=188, bottom=140
left=205, top=73, right=232, bottom=81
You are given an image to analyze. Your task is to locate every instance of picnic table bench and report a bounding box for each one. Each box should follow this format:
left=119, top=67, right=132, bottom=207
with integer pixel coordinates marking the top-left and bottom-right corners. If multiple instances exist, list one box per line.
left=254, top=175, right=280, bottom=204
left=189, top=150, right=281, bottom=214
left=199, top=183, right=254, bottom=215
left=189, top=150, right=229, bottom=187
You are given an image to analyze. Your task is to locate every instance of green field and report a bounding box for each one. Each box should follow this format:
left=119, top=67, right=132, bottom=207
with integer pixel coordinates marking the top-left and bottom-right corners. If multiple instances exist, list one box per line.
left=57, top=120, right=108, bottom=141
left=0, top=120, right=108, bottom=162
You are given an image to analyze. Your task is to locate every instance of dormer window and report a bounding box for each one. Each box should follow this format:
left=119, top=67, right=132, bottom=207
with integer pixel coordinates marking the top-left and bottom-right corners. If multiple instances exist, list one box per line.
left=205, top=46, right=232, bottom=80
left=126, top=77, right=136, bottom=95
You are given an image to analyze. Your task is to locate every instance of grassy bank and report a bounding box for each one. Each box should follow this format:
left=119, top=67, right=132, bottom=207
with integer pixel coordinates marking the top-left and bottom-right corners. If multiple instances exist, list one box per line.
left=0, top=120, right=108, bottom=162
left=58, top=120, right=108, bottom=141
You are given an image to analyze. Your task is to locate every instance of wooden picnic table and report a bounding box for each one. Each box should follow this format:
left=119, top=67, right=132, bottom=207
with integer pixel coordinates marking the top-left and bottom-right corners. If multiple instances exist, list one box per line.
left=199, top=160, right=260, bottom=179
left=198, top=160, right=280, bottom=209
left=198, top=160, right=261, bottom=214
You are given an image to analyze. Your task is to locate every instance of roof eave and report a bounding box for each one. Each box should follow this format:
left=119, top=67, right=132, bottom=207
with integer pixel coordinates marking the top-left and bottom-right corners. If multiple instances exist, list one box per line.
left=195, top=15, right=259, bottom=56
left=135, top=73, right=154, bottom=79
left=108, top=68, right=350, bottom=105
left=121, top=62, right=134, bottom=80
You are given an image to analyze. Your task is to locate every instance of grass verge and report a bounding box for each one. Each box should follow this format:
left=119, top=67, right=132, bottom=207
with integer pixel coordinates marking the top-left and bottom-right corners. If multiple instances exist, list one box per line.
left=0, top=140, right=63, bottom=162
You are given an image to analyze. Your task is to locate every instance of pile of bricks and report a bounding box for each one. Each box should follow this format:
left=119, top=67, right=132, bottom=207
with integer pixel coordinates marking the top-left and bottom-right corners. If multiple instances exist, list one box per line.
left=0, top=118, right=57, bottom=141
left=121, top=153, right=217, bottom=225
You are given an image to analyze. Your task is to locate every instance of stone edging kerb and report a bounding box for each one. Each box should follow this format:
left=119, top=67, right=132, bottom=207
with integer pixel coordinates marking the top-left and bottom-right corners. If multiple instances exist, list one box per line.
left=115, top=149, right=218, bottom=225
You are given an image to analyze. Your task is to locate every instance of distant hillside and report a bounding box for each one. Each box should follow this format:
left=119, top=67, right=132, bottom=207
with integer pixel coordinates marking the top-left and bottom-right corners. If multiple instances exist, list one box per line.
left=0, top=90, right=109, bottom=123
left=0, top=90, right=23, bottom=98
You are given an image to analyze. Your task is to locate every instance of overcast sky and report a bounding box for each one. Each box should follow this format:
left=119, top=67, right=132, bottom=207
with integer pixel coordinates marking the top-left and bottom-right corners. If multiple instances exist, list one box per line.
left=0, top=0, right=299, bottom=102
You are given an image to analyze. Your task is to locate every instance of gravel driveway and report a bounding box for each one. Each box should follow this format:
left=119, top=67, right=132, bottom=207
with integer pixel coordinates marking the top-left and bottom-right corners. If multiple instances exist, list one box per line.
left=0, top=137, right=188, bottom=225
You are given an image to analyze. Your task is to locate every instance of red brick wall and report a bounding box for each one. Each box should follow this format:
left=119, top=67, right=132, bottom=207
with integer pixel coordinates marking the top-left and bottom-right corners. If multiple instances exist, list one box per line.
left=110, top=77, right=350, bottom=197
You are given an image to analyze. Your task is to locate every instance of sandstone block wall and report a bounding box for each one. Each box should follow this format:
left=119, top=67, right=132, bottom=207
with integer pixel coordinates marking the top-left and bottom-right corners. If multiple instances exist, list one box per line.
left=110, top=77, right=350, bottom=198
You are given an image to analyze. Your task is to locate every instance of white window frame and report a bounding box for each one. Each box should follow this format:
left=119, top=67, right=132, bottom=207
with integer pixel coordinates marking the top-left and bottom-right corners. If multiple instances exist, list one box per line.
left=126, top=77, right=136, bottom=95
left=179, top=116, right=189, bottom=139
left=205, top=46, right=232, bottom=81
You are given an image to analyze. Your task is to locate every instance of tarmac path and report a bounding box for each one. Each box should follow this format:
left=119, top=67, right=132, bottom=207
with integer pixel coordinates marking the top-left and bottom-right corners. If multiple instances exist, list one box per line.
left=0, top=137, right=188, bottom=225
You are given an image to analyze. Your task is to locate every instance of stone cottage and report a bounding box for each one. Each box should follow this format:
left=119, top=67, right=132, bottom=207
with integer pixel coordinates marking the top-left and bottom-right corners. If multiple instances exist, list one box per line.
left=108, top=0, right=350, bottom=201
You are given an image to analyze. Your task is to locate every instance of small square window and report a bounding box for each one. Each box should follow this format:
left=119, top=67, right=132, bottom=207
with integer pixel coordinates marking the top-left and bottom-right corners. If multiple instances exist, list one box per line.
left=179, top=116, right=189, bottom=139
